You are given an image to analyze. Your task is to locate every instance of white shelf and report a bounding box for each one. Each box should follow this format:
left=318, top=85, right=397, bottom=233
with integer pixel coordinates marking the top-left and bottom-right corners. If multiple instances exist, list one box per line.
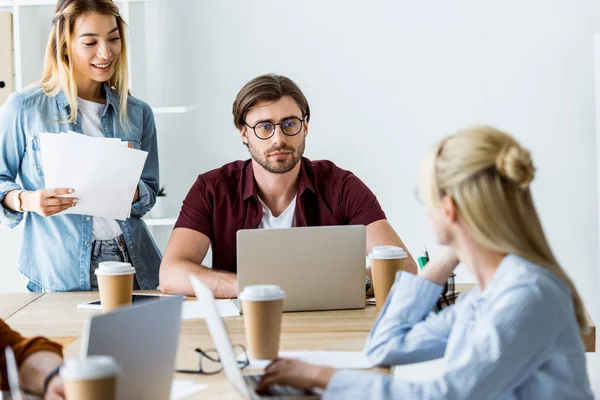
left=143, top=217, right=177, bottom=227
left=151, top=105, right=199, bottom=115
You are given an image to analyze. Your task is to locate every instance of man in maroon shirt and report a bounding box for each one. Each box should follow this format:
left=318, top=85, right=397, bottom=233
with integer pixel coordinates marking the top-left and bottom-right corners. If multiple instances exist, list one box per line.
left=160, top=74, right=417, bottom=298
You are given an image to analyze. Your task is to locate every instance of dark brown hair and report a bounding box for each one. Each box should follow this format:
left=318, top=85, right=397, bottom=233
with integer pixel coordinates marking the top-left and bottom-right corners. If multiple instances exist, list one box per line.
left=232, top=74, right=310, bottom=130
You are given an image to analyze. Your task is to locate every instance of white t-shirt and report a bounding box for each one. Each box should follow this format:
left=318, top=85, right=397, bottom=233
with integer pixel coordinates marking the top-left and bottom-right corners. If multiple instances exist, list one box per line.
left=77, top=97, right=123, bottom=241
left=258, top=196, right=297, bottom=229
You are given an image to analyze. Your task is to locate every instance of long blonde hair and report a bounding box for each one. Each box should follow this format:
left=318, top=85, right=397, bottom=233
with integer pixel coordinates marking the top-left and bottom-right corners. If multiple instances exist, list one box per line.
left=423, top=126, right=589, bottom=334
left=38, top=0, right=129, bottom=124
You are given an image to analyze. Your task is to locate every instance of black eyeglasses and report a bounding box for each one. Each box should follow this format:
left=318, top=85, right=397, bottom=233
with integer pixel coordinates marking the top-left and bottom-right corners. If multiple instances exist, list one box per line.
left=175, top=344, right=249, bottom=375
left=244, top=116, right=306, bottom=140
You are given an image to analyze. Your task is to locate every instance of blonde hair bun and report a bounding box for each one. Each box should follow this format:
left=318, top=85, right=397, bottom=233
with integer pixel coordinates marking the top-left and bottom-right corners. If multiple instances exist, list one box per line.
left=495, top=145, right=536, bottom=189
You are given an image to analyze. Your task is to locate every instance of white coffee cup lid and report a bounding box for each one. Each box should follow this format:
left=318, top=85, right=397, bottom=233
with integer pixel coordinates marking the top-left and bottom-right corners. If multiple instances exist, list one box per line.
left=95, top=261, right=135, bottom=276
left=369, top=246, right=408, bottom=260
left=239, top=285, right=285, bottom=302
left=60, top=356, right=121, bottom=381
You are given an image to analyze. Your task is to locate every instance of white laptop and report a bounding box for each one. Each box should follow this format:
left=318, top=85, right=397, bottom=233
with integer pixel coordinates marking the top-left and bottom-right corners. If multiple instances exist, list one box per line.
left=237, top=225, right=366, bottom=312
left=81, top=296, right=184, bottom=400
left=190, top=275, right=320, bottom=400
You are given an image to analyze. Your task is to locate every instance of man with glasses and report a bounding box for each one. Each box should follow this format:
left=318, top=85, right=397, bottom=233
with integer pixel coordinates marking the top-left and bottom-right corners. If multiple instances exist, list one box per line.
left=159, top=74, right=417, bottom=298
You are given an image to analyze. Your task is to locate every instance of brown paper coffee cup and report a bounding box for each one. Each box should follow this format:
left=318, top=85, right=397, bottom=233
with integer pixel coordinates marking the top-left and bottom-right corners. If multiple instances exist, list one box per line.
left=369, top=246, right=408, bottom=310
left=60, top=356, right=120, bottom=400
left=239, top=285, right=285, bottom=360
left=95, top=262, right=135, bottom=312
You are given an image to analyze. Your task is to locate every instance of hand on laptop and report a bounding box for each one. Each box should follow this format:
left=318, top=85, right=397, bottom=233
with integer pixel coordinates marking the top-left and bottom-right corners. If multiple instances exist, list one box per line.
left=256, top=358, right=336, bottom=392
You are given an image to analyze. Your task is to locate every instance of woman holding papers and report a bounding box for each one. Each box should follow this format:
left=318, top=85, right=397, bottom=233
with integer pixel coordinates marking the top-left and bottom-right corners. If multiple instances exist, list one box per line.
left=256, top=126, right=593, bottom=399
left=0, top=0, right=161, bottom=291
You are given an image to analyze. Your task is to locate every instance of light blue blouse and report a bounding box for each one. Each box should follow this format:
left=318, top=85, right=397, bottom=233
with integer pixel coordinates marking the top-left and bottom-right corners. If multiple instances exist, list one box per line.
left=325, top=254, right=593, bottom=399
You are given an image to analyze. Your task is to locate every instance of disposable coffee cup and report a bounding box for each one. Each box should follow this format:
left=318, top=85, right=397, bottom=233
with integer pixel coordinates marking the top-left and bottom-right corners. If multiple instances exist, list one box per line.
left=369, top=246, right=408, bottom=310
left=239, top=285, right=285, bottom=360
left=95, top=261, right=135, bottom=312
left=60, top=356, right=121, bottom=400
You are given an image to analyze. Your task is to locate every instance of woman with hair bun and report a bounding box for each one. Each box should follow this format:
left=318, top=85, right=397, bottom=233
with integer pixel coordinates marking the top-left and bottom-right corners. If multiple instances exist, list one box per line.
left=255, top=126, right=594, bottom=399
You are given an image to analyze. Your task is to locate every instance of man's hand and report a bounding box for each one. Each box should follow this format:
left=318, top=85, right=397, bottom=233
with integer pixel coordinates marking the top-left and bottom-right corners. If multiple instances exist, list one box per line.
left=21, top=188, right=77, bottom=217
left=256, top=358, right=335, bottom=392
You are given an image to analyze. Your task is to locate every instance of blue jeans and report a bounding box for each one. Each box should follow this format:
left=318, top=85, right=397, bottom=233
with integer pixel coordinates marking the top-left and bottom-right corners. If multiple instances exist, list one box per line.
left=89, top=235, right=139, bottom=290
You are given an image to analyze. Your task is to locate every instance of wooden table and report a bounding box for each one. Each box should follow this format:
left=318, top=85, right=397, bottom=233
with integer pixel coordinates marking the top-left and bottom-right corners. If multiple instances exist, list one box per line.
left=0, top=292, right=44, bottom=319
left=5, top=291, right=383, bottom=400
left=3, top=285, right=595, bottom=399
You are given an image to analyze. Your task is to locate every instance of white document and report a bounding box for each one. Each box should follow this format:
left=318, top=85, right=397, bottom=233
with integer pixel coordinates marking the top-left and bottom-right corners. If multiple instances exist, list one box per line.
left=182, top=299, right=240, bottom=319
left=170, top=380, right=208, bottom=400
left=246, top=351, right=376, bottom=370
left=39, top=132, right=147, bottom=220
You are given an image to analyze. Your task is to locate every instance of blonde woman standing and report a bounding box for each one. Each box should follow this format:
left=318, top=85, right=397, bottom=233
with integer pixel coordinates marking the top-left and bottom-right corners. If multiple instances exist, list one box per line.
left=255, top=126, right=593, bottom=399
left=0, top=0, right=160, bottom=291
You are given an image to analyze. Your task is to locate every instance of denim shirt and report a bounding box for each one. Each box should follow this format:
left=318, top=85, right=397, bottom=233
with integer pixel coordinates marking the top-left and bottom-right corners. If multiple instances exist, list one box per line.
left=0, top=84, right=161, bottom=291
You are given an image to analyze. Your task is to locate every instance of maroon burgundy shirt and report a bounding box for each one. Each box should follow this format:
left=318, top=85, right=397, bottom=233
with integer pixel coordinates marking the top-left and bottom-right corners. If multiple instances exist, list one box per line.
left=174, top=158, right=386, bottom=272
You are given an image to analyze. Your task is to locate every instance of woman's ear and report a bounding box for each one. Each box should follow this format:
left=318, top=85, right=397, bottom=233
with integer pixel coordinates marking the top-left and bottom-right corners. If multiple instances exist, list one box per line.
left=442, top=194, right=457, bottom=223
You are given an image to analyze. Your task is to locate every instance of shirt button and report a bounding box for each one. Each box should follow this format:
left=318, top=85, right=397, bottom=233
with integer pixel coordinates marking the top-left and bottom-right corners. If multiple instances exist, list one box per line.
left=130, top=244, right=135, bottom=248
left=86, top=217, right=91, bottom=221
left=85, top=241, right=90, bottom=246
left=251, top=223, right=257, bottom=228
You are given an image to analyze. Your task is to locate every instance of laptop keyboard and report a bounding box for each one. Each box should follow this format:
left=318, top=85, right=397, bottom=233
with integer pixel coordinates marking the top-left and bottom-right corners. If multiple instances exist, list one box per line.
left=245, top=374, right=315, bottom=398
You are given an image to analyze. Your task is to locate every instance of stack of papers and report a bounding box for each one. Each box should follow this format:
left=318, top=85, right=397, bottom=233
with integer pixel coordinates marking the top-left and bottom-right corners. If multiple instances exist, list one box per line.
left=39, top=132, right=148, bottom=220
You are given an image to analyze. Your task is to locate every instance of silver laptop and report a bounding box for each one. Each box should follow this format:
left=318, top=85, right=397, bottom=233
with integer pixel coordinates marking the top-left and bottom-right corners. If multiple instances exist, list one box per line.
left=237, top=225, right=366, bottom=312
left=190, top=275, right=319, bottom=399
left=81, top=296, right=184, bottom=400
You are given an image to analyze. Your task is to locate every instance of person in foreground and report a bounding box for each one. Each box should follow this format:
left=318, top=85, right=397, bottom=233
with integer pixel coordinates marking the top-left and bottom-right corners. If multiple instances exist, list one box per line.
left=256, top=126, right=594, bottom=399
left=0, top=319, right=64, bottom=399
left=160, top=74, right=417, bottom=297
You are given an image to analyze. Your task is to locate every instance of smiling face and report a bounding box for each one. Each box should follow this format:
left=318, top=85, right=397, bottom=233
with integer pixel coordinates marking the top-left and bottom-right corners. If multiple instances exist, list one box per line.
left=241, top=96, right=308, bottom=174
left=70, top=11, right=122, bottom=91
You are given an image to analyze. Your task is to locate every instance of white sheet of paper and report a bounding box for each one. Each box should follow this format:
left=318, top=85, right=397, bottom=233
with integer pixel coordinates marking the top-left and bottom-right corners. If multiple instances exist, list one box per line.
left=39, top=132, right=147, bottom=220
left=246, top=351, right=376, bottom=370
left=182, top=299, right=240, bottom=319
left=170, top=380, right=208, bottom=400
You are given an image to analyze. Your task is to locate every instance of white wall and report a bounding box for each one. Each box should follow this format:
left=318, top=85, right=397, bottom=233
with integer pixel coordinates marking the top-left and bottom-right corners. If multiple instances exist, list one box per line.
left=2, top=0, right=600, bottom=335
left=161, top=0, right=600, bottom=323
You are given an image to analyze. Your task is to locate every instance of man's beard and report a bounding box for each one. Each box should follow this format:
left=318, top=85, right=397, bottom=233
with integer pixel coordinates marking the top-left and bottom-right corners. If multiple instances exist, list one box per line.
left=248, top=139, right=305, bottom=174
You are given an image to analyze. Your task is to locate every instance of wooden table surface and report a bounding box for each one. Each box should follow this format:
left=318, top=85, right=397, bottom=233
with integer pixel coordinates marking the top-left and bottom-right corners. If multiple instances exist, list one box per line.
left=0, top=292, right=44, bottom=320
left=3, top=283, right=595, bottom=399
left=5, top=291, right=385, bottom=400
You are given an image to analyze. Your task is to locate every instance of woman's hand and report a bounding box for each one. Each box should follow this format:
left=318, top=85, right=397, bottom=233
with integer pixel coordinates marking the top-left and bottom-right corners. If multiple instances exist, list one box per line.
left=45, top=375, right=65, bottom=400
left=21, top=188, right=77, bottom=217
left=419, top=247, right=459, bottom=286
left=255, top=358, right=336, bottom=392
